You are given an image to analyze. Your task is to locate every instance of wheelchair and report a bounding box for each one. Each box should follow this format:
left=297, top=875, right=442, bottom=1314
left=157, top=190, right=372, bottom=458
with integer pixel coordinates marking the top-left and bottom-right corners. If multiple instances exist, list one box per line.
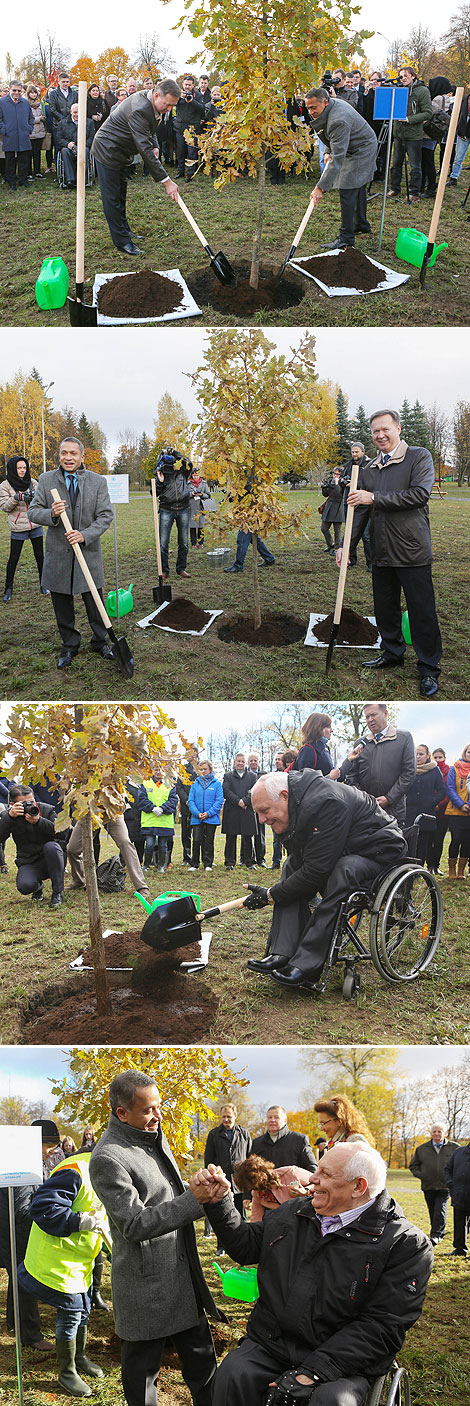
left=366, top=1363, right=411, bottom=1405
left=317, top=818, right=443, bottom=1002
left=56, top=149, right=95, bottom=189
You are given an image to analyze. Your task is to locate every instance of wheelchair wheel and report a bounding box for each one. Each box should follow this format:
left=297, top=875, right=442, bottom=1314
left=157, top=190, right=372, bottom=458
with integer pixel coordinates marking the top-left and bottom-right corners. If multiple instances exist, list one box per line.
left=342, top=967, right=360, bottom=1001
left=367, top=1366, right=411, bottom=1406
left=369, top=866, right=442, bottom=982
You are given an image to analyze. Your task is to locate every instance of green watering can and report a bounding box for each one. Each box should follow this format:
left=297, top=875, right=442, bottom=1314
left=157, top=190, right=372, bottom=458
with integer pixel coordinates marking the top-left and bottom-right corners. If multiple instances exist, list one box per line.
left=35, top=257, right=70, bottom=309
left=134, top=889, right=201, bottom=918
left=213, top=1263, right=259, bottom=1303
left=395, top=228, right=447, bottom=270
left=106, top=583, right=134, bottom=618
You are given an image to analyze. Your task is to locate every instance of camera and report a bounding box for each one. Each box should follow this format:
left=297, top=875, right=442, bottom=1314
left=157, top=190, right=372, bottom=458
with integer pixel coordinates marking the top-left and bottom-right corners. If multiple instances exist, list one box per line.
left=23, top=801, right=40, bottom=818
left=321, top=71, right=341, bottom=91
left=156, top=447, right=184, bottom=475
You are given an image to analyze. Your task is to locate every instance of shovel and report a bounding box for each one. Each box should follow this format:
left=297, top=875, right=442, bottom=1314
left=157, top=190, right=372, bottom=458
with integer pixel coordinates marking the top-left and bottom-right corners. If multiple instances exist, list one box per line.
left=419, top=85, right=463, bottom=288
left=50, top=488, right=134, bottom=677
left=176, top=194, right=236, bottom=285
left=277, top=196, right=315, bottom=280
left=141, top=892, right=249, bottom=951
left=325, top=464, right=359, bottom=675
left=151, top=477, right=172, bottom=605
left=67, top=80, right=98, bottom=326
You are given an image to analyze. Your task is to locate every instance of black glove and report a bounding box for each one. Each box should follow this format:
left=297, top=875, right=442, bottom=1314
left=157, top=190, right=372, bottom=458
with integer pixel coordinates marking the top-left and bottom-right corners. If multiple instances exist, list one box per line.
left=266, top=1369, right=319, bottom=1406
left=19, top=488, right=34, bottom=504
left=243, top=884, right=270, bottom=910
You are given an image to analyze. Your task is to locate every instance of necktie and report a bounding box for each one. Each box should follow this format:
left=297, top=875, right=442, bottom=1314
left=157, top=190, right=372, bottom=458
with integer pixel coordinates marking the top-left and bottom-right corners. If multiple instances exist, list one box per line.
left=65, top=473, right=78, bottom=507
left=381, top=453, right=391, bottom=465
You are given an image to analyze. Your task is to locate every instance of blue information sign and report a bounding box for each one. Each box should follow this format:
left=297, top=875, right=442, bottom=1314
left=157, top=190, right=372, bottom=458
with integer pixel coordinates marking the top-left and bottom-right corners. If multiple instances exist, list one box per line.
left=373, top=85, right=409, bottom=120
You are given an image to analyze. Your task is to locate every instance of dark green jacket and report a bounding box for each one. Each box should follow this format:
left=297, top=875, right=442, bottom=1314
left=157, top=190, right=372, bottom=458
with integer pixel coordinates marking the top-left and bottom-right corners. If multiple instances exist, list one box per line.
left=394, top=80, right=433, bottom=142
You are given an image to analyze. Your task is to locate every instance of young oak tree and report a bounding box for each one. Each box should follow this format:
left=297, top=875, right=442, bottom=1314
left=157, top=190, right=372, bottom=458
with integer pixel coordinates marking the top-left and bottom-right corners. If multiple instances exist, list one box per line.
left=191, top=328, right=317, bottom=631
left=167, top=0, right=371, bottom=288
left=2, top=704, right=193, bottom=1018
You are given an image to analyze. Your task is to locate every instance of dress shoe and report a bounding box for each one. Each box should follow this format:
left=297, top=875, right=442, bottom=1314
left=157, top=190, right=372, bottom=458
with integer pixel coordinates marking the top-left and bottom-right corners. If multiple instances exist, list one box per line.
left=247, top=954, right=288, bottom=974
left=58, top=647, right=78, bottom=669
left=27, top=1337, right=55, bottom=1354
left=31, top=884, right=44, bottom=902
left=420, top=674, right=439, bottom=699
left=270, top=964, right=322, bottom=991
left=50, top=892, right=63, bottom=909
left=177, top=568, right=191, bottom=578
left=3, top=588, right=13, bottom=602
left=89, top=642, right=115, bottom=660
left=362, top=652, right=404, bottom=670
left=259, top=558, right=275, bottom=566
left=449, top=1248, right=468, bottom=1256
left=224, top=564, right=243, bottom=573
left=120, top=241, right=142, bottom=255
left=40, top=587, right=50, bottom=595
left=323, top=239, right=348, bottom=250
left=355, top=223, right=372, bottom=233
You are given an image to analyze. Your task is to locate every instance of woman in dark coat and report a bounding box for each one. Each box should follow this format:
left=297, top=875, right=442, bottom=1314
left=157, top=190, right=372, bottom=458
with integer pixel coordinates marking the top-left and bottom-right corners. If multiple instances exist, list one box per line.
left=292, top=713, right=335, bottom=776
left=405, top=744, right=446, bottom=865
left=87, top=83, right=107, bottom=131
left=319, top=468, right=344, bottom=554
left=222, top=753, right=257, bottom=868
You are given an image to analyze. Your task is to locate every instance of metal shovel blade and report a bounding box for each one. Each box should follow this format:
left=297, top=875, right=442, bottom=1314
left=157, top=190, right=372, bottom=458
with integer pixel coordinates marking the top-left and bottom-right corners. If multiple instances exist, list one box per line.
left=67, top=294, right=98, bottom=326
left=206, top=244, right=237, bottom=286
left=277, top=242, right=296, bottom=282
left=141, top=895, right=200, bottom=951
left=325, top=623, right=340, bottom=675
left=108, top=630, right=134, bottom=679
left=153, top=579, right=172, bottom=606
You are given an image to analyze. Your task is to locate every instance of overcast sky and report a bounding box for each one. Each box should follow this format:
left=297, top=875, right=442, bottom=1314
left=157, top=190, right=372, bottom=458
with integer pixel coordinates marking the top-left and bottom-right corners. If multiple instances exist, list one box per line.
left=0, top=1043, right=467, bottom=1115
left=2, top=0, right=455, bottom=79
left=2, top=328, right=469, bottom=465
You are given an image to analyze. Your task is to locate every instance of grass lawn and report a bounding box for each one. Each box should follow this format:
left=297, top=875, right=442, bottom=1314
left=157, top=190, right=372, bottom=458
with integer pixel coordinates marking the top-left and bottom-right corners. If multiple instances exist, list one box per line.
left=1, top=488, right=469, bottom=702
left=0, top=1170, right=469, bottom=1406
left=1, top=830, right=469, bottom=1047
left=2, top=160, right=470, bottom=327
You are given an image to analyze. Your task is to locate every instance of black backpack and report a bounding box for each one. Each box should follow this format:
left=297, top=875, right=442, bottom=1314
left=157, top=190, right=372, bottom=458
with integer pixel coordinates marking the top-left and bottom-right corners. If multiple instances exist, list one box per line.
left=96, top=857, right=126, bottom=891
left=423, top=95, right=452, bottom=142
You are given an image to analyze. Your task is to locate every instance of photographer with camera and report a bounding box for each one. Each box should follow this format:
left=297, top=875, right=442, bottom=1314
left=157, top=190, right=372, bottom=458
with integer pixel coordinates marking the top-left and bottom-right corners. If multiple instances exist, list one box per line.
left=153, top=446, right=192, bottom=579
left=322, top=69, right=358, bottom=108
left=56, top=102, right=94, bottom=188
left=0, top=455, right=46, bottom=603
left=0, top=784, right=65, bottom=909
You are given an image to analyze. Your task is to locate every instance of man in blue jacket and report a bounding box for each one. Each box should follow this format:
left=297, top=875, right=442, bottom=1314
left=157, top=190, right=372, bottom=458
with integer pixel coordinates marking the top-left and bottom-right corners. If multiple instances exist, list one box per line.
left=0, top=80, right=34, bottom=190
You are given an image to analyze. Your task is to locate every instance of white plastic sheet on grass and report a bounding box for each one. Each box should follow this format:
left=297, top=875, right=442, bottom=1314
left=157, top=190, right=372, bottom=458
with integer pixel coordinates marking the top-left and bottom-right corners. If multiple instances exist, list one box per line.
left=304, top=613, right=380, bottom=648
left=93, top=267, right=202, bottom=324
left=137, top=604, right=223, bottom=636
left=291, top=249, right=410, bottom=298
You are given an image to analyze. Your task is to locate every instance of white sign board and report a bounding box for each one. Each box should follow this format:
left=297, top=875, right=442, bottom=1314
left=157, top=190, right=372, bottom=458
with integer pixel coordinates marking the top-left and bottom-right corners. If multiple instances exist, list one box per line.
left=107, top=475, right=130, bottom=504
left=0, top=1126, right=43, bottom=1188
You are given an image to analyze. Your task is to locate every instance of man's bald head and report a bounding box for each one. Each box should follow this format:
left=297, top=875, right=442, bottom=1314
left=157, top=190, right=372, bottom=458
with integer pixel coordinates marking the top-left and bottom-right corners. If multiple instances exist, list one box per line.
left=310, top=1143, right=386, bottom=1216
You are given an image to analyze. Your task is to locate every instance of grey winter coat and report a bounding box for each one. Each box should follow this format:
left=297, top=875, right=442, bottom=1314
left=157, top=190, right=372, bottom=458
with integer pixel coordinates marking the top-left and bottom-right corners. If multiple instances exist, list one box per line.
left=311, top=98, right=377, bottom=190
left=89, top=1114, right=223, bottom=1341
left=410, top=1139, right=459, bottom=1192
left=92, top=93, right=169, bottom=182
left=29, top=466, right=112, bottom=595
left=349, top=441, right=436, bottom=568
left=339, top=726, right=416, bottom=829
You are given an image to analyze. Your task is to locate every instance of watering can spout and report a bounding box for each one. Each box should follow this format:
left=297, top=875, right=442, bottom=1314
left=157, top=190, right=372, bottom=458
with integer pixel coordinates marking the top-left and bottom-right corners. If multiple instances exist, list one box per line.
left=134, top=891, right=153, bottom=915
left=212, top=1263, right=225, bottom=1280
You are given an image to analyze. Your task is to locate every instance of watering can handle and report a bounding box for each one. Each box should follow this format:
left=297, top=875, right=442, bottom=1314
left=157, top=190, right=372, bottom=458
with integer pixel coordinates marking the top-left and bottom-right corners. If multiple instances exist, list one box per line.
left=333, top=464, right=359, bottom=626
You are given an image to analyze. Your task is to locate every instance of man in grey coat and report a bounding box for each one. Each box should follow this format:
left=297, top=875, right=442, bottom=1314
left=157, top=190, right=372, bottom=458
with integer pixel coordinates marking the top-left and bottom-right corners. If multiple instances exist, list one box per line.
left=29, top=437, right=113, bottom=669
left=410, top=1124, right=458, bottom=1245
left=89, top=1071, right=224, bottom=1406
left=305, top=88, right=377, bottom=247
left=332, top=702, right=416, bottom=829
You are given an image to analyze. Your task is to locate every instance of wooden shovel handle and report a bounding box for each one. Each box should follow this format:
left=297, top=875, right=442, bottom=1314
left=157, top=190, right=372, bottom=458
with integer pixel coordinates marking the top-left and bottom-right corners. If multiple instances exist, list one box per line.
left=177, top=194, right=210, bottom=249
left=76, top=80, right=87, bottom=289
left=50, top=487, right=113, bottom=630
left=333, top=464, right=359, bottom=626
left=292, top=197, right=315, bottom=250
left=151, top=477, right=163, bottom=576
left=427, top=86, right=464, bottom=244
left=201, top=896, right=248, bottom=919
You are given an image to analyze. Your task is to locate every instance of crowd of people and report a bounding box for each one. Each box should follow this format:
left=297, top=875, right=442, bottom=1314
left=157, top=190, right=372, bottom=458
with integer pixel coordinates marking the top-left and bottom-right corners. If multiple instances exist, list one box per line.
left=1, top=709, right=469, bottom=923
left=1, top=1078, right=468, bottom=1404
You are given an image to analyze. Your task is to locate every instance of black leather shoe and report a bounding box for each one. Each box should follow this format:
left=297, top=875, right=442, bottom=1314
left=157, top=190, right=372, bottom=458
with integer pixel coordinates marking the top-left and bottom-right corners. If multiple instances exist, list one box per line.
left=3, top=589, right=13, bottom=602
left=270, top=964, right=322, bottom=991
left=247, top=954, right=288, bottom=974
left=323, top=238, right=349, bottom=250
left=420, top=674, right=439, bottom=698
left=58, top=648, right=78, bottom=669
left=224, top=564, right=243, bottom=573
left=40, top=587, right=50, bottom=595
left=49, top=892, right=63, bottom=909
left=362, top=653, right=404, bottom=670
left=31, top=884, right=44, bottom=902
left=355, top=223, right=372, bottom=233
left=120, top=242, right=142, bottom=255
left=91, top=643, right=115, bottom=660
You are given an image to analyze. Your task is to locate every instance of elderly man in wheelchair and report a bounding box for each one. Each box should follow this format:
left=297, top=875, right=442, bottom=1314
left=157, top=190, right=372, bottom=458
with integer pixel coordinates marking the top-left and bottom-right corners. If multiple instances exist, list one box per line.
left=245, top=771, right=442, bottom=997
left=190, top=1143, right=433, bottom=1406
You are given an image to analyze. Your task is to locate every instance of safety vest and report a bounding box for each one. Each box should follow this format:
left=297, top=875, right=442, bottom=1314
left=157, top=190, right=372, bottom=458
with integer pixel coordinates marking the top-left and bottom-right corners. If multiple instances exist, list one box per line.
left=24, top=1152, right=104, bottom=1294
left=140, top=779, right=174, bottom=831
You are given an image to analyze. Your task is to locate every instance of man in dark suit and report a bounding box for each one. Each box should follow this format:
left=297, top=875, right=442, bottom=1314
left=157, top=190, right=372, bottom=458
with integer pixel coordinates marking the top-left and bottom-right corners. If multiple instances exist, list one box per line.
left=92, top=79, right=180, bottom=254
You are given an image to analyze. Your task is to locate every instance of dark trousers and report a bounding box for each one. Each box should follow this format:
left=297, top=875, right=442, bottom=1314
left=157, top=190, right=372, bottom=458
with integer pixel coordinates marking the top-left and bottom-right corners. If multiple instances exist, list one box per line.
left=453, top=1208, right=470, bottom=1253
left=321, top=520, right=342, bottom=549
left=176, top=130, right=198, bottom=178
left=350, top=520, right=371, bottom=568
left=16, top=841, right=65, bottom=897
left=5, top=535, right=44, bottom=590
left=50, top=589, right=108, bottom=652
left=272, top=834, right=283, bottom=867
left=224, top=833, right=255, bottom=867
left=254, top=822, right=266, bottom=865
left=269, top=853, right=390, bottom=977
left=421, top=145, right=436, bottom=192
left=428, top=816, right=448, bottom=871
left=423, top=1189, right=449, bottom=1240
left=390, top=136, right=423, bottom=197
left=448, top=817, right=470, bottom=860
left=213, top=1337, right=369, bottom=1406
left=4, top=1266, right=43, bottom=1345
left=159, top=506, right=190, bottom=575
left=181, top=805, right=193, bottom=862
left=30, top=138, right=43, bottom=175
left=61, top=146, right=78, bottom=185
left=371, top=564, right=442, bottom=678
left=192, top=823, right=216, bottom=868
left=95, top=158, right=132, bottom=248
left=338, top=185, right=369, bottom=245
left=4, top=150, right=30, bottom=188
left=121, top=1312, right=216, bottom=1406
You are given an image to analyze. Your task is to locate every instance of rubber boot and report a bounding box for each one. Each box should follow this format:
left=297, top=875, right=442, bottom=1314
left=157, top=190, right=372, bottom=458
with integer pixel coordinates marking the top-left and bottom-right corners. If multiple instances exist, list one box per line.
left=456, top=858, right=467, bottom=879
left=75, top=1325, right=104, bottom=1378
left=448, top=858, right=457, bottom=879
left=56, top=1337, right=92, bottom=1397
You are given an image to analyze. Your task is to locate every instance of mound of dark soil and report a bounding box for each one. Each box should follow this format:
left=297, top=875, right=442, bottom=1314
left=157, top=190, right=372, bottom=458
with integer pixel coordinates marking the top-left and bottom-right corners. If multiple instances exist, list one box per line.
left=98, top=269, right=183, bottom=318
left=219, top=613, right=305, bottom=646
left=189, top=262, right=305, bottom=313
left=313, top=606, right=379, bottom=645
left=80, top=927, right=201, bottom=970
left=21, top=970, right=217, bottom=1045
left=301, top=248, right=385, bottom=292
left=155, top=597, right=215, bottom=631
